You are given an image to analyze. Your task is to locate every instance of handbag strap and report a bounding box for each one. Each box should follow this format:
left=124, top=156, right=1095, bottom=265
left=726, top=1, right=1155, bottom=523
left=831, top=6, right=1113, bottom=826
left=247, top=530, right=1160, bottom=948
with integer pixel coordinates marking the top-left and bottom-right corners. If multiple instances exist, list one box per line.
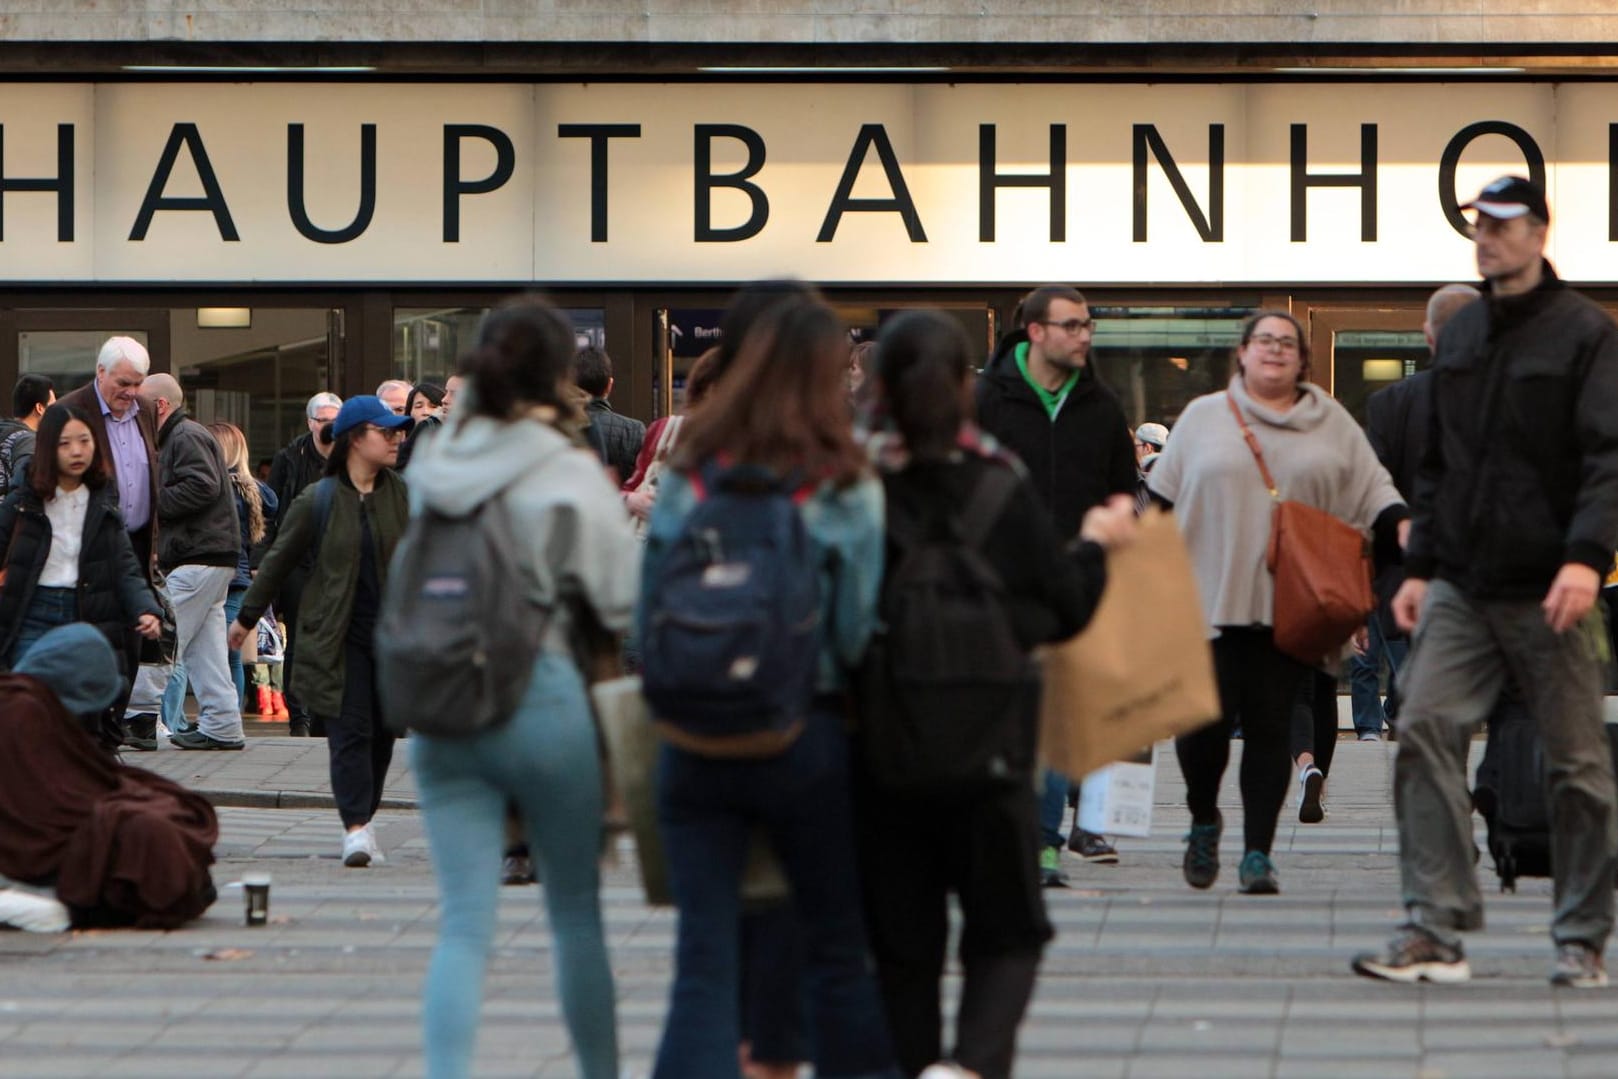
left=1225, top=393, right=1280, bottom=500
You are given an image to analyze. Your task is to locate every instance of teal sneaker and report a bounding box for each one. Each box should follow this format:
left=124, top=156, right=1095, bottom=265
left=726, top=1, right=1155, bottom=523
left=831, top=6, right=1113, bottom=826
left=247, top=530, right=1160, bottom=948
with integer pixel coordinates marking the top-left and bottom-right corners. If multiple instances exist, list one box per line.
left=1238, top=850, right=1279, bottom=895
left=1182, top=811, right=1222, bottom=890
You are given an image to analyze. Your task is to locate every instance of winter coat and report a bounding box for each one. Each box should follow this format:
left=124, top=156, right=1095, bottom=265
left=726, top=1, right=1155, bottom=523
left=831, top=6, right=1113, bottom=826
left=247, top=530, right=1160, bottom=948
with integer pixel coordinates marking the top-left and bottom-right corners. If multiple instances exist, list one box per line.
left=1406, top=262, right=1618, bottom=599
left=0, top=484, right=162, bottom=665
left=583, top=398, right=646, bottom=484
left=230, top=479, right=278, bottom=590
left=974, top=329, right=1138, bottom=540
left=56, top=382, right=159, bottom=534
left=153, top=410, right=240, bottom=571
left=237, top=469, right=409, bottom=719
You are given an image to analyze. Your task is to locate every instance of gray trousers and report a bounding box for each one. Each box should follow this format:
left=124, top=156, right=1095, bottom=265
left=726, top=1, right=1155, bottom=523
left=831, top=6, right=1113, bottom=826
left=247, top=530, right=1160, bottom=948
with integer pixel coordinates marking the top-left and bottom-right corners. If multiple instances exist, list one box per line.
left=1396, top=579, right=1617, bottom=948
left=126, top=564, right=244, bottom=743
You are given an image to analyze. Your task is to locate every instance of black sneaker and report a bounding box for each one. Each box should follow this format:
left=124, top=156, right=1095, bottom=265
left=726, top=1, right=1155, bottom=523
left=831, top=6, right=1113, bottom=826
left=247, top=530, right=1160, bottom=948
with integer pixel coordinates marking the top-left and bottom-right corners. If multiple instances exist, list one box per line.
left=288, top=718, right=311, bottom=738
left=1039, top=847, right=1069, bottom=889
left=501, top=854, right=536, bottom=886
left=1067, top=828, right=1120, bottom=864
left=122, top=713, right=159, bottom=752
left=1550, top=942, right=1610, bottom=989
left=1297, top=765, right=1325, bottom=824
left=169, top=730, right=246, bottom=751
left=1182, top=811, right=1222, bottom=890
left=1352, top=924, right=1471, bottom=984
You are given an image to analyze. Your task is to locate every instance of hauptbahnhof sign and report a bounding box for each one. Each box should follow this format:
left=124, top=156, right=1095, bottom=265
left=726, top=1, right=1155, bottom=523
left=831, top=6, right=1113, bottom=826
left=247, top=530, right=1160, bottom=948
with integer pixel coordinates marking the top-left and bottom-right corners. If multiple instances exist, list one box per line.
left=0, top=81, right=1610, bottom=284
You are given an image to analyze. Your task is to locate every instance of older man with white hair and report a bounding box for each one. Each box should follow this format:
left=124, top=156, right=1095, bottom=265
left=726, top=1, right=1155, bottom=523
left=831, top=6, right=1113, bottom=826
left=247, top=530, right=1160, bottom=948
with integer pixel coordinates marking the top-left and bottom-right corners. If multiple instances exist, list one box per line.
left=375, top=379, right=412, bottom=416
left=58, top=336, right=161, bottom=747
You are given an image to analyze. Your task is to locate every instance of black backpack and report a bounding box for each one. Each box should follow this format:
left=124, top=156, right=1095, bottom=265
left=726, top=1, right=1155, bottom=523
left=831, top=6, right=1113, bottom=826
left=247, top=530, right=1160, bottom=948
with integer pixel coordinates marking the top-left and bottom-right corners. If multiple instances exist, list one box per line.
left=855, top=465, right=1035, bottom=794
left=1472, top=687, right=1552, bottom=892
left=377, top=490, right=549, bottom=738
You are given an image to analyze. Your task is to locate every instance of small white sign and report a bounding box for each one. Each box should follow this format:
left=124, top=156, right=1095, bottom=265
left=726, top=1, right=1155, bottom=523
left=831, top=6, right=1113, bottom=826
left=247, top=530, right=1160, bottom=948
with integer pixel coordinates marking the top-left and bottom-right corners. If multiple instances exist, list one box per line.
left=1078, top=746, right=1158, bottom=839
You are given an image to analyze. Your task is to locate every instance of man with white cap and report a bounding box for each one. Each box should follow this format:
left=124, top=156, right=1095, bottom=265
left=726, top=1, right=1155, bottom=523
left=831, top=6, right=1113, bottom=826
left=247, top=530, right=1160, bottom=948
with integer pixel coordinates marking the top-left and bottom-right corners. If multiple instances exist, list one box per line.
left=1354, top=175, right=1618, bottom=989
left=58, top=336, right=160, bottom=743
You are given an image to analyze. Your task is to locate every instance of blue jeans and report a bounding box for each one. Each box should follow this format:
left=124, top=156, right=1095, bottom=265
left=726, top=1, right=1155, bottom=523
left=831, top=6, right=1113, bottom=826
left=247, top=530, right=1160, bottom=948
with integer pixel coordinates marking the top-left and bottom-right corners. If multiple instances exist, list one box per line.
left=1350, top=616, right=1408, bottom=737
left=1039, top=769, right=1070, bottom=849
left=410, top=652, right=617, bottom=1079
left=162, top=588, right=247, bottom=731
left=654, top=705, right=900, bottom=1079
left=8, top=586, right=78, bottom=667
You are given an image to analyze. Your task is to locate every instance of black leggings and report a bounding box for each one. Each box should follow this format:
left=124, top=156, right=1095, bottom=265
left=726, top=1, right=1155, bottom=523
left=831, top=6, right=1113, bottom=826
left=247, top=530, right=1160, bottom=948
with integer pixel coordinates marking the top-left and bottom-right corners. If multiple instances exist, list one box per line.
left=1289, top=668, right=1340, bottom=777
left=1175, top=627, right=1310, bottom=856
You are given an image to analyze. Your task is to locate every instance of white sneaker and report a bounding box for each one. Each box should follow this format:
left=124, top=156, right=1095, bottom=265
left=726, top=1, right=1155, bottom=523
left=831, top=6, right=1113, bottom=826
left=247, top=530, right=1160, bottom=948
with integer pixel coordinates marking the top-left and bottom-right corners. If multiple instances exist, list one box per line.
left=364, top=823, right=386, bottom=866
left=918, top=1065, right=971, bottom=1079
left=0, top=888, right=71, bottom=932
left=342, top=829, right=371, bottom=867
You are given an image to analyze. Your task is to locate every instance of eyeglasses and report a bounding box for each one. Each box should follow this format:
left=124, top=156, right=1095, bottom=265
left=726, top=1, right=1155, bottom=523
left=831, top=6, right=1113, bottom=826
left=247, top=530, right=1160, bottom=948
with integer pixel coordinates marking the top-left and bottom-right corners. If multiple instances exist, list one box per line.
left=366, top=425, right=407, bottom=440
left=1247, top=333, right=1301, bottom=353
left=1038, top=317, right=1096, bottom=335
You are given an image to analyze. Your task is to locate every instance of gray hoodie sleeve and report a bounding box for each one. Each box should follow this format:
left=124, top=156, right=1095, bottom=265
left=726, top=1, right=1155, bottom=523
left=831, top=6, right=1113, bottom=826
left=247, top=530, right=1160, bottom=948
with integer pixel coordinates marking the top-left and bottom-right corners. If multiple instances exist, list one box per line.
left=531, top=451, right=640, bottom=635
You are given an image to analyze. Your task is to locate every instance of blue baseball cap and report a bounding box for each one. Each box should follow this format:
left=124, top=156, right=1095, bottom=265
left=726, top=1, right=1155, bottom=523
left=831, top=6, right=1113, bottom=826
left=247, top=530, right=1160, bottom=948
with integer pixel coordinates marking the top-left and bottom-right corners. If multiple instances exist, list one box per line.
left=331, top=395, right=415, bottom=439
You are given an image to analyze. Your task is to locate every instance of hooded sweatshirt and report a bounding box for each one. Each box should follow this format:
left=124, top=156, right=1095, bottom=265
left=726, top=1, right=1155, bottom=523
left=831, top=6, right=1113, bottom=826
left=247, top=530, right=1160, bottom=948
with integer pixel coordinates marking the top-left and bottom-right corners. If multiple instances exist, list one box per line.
left=405, top=412, right=640, bottom=649
left=1148, top=376, right=1405, bottom=635
left=974, top=329, right=1138, bottom=540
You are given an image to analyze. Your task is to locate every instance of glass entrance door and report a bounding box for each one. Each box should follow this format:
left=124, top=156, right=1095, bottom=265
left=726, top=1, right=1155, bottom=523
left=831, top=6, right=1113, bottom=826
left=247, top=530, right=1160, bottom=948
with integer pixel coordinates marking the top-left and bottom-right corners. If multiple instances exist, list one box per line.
left=13, top=309, right=171, bottom=403
left=1301, top=305, right=1429, bottom=424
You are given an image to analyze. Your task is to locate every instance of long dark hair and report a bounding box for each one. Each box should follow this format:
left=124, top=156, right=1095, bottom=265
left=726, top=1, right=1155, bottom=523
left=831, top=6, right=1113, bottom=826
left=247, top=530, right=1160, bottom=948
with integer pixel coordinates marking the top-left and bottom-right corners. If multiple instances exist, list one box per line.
left=874, top=311, right=975, bottom=461
left=459, top=297, right=577, bottom=421
left=30, top=404, right=108, bottom=501
left=404, top=382, right=445, bottom=416
left=677, top=296, right=866, bottom=487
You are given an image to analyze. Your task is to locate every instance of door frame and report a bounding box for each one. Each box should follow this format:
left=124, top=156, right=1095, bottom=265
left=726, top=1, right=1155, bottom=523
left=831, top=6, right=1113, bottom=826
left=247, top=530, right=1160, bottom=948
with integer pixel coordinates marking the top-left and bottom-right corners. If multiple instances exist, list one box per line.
left=1295, top=302, right=1427, bottom=396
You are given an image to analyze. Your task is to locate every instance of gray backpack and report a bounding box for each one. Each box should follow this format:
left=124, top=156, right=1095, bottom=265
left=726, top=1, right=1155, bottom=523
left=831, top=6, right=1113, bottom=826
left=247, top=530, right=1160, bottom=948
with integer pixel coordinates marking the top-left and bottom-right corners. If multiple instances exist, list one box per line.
left=377, top=493, right=548, bottom=737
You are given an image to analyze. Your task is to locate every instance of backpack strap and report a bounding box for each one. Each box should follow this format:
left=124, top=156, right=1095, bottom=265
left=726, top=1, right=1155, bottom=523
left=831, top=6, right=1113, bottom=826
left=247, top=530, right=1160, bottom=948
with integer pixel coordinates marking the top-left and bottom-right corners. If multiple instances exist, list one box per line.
left=308, top=476, right=337, bottom=566
left=959, top=465, right=1020, bottom=549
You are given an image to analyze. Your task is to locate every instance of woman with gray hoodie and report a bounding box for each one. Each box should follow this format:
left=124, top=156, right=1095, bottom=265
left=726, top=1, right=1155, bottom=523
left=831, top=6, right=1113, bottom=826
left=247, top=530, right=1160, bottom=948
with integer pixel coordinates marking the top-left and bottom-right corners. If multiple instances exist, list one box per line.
left=1148, top=310, right=1407, bottom=897
left=402, top=298, right=639, bottom=1079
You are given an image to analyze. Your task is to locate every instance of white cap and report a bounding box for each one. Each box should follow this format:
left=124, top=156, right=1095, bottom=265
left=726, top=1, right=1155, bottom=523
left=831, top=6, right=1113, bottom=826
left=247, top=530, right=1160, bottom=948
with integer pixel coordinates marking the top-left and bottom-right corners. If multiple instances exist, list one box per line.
left=1135, top=422, right=1169, bottom=449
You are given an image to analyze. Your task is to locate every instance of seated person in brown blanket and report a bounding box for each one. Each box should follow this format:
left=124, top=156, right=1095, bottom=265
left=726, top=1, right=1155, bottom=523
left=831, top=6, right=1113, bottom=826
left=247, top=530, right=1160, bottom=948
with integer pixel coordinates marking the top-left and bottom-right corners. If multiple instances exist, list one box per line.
left=0, top=623, right=219, bottom=932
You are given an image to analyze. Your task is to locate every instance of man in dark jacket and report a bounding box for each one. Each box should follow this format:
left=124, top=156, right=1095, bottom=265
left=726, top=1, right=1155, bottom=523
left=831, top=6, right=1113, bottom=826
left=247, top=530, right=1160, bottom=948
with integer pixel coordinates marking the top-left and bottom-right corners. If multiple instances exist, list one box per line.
left=1355, top=284, right=1480, bottom=740
left=975, top=284, right=1138, bottom=885
left=126, top=374, right=245, bottom=752
left=264, top=391, right=341, bottom=736
left=1355, top=176, right=1618, bottom=990
left=0, top=373, right=54, bottom=498
left=574, top=346, right=645, bottom=483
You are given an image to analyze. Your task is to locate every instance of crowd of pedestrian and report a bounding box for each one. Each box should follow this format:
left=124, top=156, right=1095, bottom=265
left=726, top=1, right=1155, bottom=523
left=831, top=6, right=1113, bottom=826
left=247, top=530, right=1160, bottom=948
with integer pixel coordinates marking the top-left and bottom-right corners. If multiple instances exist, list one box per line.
left=1, top=173, right=1616, bottom=1077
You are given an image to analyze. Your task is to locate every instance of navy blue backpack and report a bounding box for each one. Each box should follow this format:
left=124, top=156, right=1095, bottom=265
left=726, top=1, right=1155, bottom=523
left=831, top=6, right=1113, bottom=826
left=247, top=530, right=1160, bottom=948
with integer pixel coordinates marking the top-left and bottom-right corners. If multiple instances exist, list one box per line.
left=641, top=460, right=822, bottom=756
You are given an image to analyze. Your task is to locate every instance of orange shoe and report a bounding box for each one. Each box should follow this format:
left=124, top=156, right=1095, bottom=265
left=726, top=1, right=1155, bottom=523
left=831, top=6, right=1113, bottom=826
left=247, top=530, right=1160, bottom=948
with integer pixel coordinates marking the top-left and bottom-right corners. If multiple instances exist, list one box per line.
left=270, top=691, right=291, bottom=719
left=252, top=686, right=272, bottom=717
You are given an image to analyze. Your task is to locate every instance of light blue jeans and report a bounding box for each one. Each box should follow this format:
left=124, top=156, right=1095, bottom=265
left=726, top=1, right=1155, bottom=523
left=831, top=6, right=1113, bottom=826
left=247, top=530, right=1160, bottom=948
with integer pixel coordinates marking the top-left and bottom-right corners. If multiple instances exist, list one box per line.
left=163, top=588, right=247, bottom=733
left=410, top=651, right=617, bottom=1079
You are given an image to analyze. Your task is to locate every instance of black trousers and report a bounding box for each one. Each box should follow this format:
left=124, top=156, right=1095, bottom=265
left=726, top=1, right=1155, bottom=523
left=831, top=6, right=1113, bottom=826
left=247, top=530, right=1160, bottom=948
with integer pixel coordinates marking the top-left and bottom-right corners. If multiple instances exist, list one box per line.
left=324, top=642, right=395, bottom=829
left=279, top=576, right=324, bottom=736
left=1289, top=668, right=1340, bottom=777
left=857, top=778, right=1051, bottom=1079
left=1176, top=627, right=1311, bottom=856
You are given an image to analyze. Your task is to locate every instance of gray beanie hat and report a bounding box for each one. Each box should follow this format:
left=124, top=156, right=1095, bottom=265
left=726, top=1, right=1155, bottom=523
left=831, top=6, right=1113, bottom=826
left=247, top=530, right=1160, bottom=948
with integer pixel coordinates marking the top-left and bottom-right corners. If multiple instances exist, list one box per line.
left=15, top=623, right=121, bottom=716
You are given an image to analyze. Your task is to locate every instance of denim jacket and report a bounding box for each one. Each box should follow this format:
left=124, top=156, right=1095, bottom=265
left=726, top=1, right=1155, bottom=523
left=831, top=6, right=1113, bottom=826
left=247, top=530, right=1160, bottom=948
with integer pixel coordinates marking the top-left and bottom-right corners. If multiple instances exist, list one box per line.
left=637, top=467, right=885, bottom=694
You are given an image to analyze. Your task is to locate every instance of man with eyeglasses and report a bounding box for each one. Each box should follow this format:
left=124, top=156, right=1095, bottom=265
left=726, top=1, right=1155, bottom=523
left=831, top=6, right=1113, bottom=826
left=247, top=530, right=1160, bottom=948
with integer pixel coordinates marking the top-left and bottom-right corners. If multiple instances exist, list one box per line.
left=977, top=284, right=1139, bottom=887
left=1354, top=176, right=1618, bottom=990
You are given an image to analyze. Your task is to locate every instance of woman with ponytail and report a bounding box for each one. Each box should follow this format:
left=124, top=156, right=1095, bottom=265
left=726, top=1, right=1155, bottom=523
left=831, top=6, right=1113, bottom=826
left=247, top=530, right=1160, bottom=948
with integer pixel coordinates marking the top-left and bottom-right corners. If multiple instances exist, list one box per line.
left=857, top=310, right=1136, bottom=1079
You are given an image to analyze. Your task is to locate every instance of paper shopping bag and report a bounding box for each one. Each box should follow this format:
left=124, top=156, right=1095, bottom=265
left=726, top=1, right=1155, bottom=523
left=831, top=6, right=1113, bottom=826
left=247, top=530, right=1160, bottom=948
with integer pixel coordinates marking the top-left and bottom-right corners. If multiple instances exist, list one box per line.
left=1039, top=507, right=1220, bottom=778
left=592, top=676, right=789, bottom=907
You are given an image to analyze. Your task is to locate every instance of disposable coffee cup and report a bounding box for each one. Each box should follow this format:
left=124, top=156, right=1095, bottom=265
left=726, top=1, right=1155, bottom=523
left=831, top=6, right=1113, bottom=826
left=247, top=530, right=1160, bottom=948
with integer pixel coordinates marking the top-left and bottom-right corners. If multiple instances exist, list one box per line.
left=243, top=872, right=271, bottom=927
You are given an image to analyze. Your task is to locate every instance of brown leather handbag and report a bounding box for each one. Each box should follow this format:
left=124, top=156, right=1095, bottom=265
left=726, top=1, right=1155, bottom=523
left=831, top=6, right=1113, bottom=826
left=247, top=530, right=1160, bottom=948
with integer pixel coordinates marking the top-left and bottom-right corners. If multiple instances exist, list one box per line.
left=1227, top=395, right=1375, bottom=666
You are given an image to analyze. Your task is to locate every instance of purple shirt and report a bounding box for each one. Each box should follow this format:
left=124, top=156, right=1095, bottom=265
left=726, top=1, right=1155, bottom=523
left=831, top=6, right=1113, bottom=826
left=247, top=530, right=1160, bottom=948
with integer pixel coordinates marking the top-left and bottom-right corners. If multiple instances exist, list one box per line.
left=94, top=381, right=151, bottom=532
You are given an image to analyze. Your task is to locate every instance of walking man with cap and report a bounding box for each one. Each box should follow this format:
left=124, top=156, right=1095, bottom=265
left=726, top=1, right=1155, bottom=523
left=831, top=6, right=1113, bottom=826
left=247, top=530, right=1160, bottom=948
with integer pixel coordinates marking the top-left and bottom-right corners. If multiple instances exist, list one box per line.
left=1353, top=176, right=1618, bottom=988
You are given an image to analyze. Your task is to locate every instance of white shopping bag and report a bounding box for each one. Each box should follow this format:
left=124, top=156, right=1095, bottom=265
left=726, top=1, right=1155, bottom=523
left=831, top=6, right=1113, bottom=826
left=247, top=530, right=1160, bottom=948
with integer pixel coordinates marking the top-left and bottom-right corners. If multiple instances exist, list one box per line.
left=1077, top=746, right=1157, bottom=839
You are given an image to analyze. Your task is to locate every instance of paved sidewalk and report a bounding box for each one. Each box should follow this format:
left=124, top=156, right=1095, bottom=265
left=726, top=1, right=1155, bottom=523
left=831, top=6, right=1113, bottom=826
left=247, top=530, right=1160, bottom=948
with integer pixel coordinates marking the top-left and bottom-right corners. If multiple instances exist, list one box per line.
left=125, top=735, right=416, bottom=810
left=8, top=738, right=1618, bottom=1077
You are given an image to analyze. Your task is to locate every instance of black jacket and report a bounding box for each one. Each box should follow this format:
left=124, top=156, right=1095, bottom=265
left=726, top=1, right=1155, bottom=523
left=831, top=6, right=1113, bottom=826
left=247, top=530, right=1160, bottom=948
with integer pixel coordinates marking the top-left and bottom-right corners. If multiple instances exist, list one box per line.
left=1365, top=368, right=1436, bottom=635
left=153, top=410, right=240, bottom=572
left=0, top=419, right=34, bottom=499
left=974, top=330, right=1139, bottom=540
left=0, top=484, right=162, bottom=665
left=881, top=456, right=1107, bottom=650
left=583, top=399, right=646, bottom=483
left=1406, top=262, right=1618, bottom=599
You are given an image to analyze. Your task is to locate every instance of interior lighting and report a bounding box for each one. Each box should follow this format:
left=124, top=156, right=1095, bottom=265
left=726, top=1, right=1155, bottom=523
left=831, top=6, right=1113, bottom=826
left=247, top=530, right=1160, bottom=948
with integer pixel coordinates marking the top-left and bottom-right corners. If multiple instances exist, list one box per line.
left=197, top=307, right=253, bottom=329
left=1361, top=358, right=1405, bottom=382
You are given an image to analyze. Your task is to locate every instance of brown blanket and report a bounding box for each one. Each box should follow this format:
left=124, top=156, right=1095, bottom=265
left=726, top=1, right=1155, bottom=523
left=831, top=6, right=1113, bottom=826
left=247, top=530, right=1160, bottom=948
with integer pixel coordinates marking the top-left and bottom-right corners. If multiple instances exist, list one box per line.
left=0, top=676, right=218, bottom=928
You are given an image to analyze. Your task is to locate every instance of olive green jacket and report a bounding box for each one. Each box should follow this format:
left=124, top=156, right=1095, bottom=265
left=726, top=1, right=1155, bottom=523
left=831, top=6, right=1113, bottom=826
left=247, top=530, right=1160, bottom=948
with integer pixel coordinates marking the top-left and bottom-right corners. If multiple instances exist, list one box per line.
left=237, top=470, right=409, bottom=719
